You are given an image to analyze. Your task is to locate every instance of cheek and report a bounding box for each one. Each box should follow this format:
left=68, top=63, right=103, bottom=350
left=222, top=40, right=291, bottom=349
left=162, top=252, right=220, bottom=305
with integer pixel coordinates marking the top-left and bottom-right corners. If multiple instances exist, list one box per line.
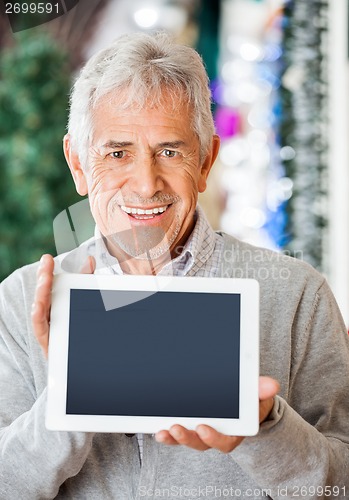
left=88, top=165, right=124, bottom=194
left=172, top=167, right=200, bottom=208
left=88, top=162, right=130, bottom=201
left=87, top=167, right=124, bottom=219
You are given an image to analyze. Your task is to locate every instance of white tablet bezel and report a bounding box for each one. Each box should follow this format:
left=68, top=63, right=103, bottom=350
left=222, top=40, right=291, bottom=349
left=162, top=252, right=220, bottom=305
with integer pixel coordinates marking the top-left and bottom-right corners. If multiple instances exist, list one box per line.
left=46, top=274, right=259, bottom=436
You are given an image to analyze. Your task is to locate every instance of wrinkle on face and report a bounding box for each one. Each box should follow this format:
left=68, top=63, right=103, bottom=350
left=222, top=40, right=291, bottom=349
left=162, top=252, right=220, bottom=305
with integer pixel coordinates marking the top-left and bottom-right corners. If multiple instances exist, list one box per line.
left=79, top=89, right=214, bottom=269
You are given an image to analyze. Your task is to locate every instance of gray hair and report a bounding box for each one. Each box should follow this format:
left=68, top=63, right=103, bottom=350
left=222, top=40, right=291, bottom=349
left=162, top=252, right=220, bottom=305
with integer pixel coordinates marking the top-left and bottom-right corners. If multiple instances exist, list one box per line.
left=67, top=32, right=215, bottom=163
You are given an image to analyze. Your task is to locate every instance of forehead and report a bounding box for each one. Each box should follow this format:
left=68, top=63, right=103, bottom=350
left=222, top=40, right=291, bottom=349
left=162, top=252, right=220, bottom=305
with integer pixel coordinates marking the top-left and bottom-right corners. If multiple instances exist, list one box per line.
left=90, top=88, right=195, bottom=139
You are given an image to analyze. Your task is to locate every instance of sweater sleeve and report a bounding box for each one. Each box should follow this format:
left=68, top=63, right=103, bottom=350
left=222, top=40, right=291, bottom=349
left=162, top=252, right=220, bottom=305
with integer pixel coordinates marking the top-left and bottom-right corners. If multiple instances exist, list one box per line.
left=0, top=268, right=94, bottom=500
left=231, top=279, right=349, bottom=498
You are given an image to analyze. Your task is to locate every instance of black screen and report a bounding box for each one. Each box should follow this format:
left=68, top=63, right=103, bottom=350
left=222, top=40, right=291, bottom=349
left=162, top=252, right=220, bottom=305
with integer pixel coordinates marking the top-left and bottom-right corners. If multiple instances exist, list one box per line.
left=66, top=289, right=240, bottom=418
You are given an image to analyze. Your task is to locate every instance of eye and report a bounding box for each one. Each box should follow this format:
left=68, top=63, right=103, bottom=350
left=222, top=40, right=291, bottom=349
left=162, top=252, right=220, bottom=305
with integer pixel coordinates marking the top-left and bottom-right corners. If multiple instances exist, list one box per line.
left=109, top=151, right=126, bottom=159
left=161, top=149, right=178, bottom=158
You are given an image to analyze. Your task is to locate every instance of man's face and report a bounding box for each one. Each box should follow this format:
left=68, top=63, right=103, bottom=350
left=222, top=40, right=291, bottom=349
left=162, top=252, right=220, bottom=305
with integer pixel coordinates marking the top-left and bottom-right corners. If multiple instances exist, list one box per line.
left=65, top=90, right=219, bottom=261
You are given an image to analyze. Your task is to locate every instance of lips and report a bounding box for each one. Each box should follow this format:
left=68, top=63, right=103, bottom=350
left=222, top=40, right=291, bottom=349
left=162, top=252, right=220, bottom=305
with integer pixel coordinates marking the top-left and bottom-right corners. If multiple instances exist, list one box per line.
left=120, top=204, right=170, bottom=220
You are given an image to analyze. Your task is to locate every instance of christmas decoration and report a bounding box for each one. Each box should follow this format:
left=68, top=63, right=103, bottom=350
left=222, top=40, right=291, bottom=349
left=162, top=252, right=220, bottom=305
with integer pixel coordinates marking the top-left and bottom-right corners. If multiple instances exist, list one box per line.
left=216, top=0, right=287, bottom=249
left=280, top=0, right=329, bottom=271
left=0, top=30, right=80, bottom=281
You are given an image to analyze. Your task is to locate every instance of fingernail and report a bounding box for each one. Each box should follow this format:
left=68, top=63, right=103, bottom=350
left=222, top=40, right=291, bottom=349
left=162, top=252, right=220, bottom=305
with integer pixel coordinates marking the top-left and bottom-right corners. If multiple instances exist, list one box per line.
left=31, top=303, right=36, bottom=313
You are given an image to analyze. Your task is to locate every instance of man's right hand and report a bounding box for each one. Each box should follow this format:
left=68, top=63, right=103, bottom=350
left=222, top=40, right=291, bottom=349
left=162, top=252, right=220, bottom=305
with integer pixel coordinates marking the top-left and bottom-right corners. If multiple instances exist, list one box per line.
left=31, top=254, right=96, bottom=358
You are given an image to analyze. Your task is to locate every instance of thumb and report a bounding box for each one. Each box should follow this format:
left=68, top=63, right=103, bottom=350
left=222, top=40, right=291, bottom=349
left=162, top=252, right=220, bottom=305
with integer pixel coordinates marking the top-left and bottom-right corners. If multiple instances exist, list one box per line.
left=259, top=376, right=280, bottom=424
left=79, top=256, right=96, bottom=274
left=259, top=376, right=280, bottom=401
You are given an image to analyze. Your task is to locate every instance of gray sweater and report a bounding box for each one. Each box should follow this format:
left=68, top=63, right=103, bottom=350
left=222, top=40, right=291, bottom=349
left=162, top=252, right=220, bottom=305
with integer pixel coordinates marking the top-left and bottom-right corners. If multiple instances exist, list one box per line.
left=0, top=233, right=349, bottom=499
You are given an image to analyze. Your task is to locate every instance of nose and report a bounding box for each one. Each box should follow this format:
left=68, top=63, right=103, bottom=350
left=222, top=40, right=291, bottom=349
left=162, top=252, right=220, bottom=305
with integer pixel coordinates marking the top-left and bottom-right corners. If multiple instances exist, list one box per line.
left=129, top=154, right=165, bottom=198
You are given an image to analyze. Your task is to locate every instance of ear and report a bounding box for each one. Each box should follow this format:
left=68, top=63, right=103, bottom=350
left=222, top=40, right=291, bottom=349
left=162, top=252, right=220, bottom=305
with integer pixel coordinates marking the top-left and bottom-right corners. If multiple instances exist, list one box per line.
left=198, top=135, right=220, bottom=193
left=63, top=134, right=88, bottom=196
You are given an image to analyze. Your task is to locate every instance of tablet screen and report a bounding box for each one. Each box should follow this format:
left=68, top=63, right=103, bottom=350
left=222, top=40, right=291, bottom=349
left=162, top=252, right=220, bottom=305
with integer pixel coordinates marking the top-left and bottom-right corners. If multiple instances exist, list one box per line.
left=66, top=289, right=240, bottom=419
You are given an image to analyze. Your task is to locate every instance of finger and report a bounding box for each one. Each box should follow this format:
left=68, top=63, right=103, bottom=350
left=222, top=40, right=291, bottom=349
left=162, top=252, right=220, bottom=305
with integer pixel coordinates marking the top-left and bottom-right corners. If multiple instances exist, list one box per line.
left=33, top=271, right=54, bottom=346
left=258, top=377, right=280, bottom=423
left=31, top=300, right=49, bottom=356
left=195, top=425, right=243, bottom=453
left=259, top=376, right=280, bottom=401
left=36, top=253, right=54, bottom=277
left=32, top=255, right=55, bottom=357
left=79, top=256, right=96, bottom=274
left=34, top=255, right=54, bottom=308
left=167, top=425, right=210, bottom=451
left=35, top=255, right=54, bottom=290
left=155, top=430, right=180, bottom=446
left=34, top=271, right=54, bottom=308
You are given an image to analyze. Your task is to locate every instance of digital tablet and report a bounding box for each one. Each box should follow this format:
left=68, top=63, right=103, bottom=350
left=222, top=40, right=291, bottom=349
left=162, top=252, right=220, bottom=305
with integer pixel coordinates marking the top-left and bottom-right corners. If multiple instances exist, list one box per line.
left=46, top=274, right=259, bottom=435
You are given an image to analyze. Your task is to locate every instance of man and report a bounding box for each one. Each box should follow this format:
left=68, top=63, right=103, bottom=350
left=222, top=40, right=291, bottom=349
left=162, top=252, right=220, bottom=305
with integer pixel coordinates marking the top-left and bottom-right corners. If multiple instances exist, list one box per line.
left=0, top=32, right=348, bottom=499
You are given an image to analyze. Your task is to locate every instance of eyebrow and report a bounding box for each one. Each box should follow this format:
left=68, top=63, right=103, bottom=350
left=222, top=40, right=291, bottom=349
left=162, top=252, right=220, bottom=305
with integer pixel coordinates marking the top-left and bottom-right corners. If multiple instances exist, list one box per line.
left=101, top=141, right=133, bottom=149
left=157, top=141, right=186, bottom=149
left=101, top=140, right=186, bottom=150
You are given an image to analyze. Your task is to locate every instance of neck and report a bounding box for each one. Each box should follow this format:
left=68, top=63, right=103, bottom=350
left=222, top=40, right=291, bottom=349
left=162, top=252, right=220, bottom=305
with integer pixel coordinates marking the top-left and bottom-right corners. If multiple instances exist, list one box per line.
left=103, top=218, right=196, bottom=275
left=115, top=250, right=172, bottom=276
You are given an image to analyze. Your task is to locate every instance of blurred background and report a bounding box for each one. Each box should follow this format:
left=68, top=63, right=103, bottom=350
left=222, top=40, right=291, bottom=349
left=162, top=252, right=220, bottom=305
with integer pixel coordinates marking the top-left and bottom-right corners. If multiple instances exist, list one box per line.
left=0, top=0, right=348, bottom=322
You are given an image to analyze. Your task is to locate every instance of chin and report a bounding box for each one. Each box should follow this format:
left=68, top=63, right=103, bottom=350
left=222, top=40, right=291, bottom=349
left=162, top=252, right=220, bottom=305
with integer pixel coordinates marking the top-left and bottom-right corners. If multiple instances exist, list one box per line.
left=103, top=210, right=183, bottom=262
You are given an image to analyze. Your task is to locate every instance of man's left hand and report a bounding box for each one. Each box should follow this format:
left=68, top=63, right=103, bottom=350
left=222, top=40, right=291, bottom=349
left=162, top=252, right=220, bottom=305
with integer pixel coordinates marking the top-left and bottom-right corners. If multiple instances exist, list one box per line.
left=155, top=376, right=279, bottom=453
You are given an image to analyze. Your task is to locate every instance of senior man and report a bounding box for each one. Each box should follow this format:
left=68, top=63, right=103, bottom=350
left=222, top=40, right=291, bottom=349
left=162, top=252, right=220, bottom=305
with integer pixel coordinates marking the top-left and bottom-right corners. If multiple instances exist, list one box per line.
left=0, top=32, right=349, bottom=499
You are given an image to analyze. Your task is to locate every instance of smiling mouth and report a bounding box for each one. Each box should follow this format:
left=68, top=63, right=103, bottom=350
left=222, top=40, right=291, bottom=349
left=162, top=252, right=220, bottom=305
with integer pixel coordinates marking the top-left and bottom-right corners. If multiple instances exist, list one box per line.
left=120, top=204, right=170, bottom=220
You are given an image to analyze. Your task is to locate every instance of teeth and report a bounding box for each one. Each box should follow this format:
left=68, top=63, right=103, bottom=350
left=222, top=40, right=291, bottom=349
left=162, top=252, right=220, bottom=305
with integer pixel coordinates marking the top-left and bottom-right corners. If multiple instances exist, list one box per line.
left=121, top=205, right=168, bottom=215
